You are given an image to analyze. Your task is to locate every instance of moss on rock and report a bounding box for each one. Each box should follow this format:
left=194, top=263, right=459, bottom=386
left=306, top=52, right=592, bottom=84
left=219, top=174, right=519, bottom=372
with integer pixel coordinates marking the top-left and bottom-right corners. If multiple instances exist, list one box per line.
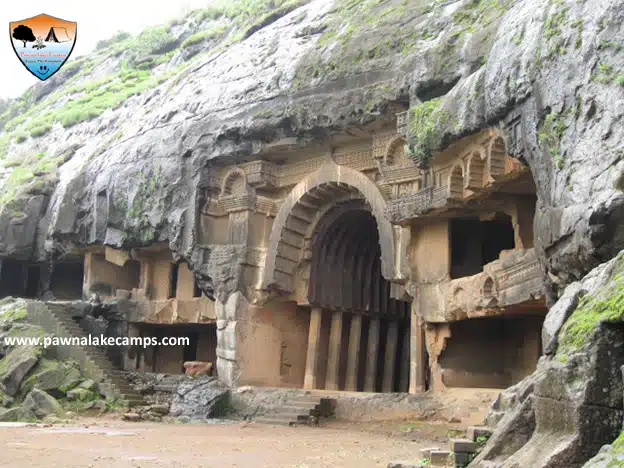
left=407, top=97, right=450, bottom=165
left=557, top=259, right=624, bottom=358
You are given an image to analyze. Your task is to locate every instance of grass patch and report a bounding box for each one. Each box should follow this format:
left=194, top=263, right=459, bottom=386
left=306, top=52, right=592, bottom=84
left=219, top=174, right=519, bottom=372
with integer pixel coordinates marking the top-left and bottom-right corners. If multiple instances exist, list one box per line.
left=182, top=24, right=229, bottom=48
left=538, top=110, right=567, bottom=169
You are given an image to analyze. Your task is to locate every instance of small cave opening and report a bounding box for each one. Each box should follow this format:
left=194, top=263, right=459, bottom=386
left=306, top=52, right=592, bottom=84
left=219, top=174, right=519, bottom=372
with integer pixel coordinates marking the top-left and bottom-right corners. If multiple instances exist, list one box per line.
left=50, top=261, right=85, bottom=300
left=450, top=213, right=515, bottom=279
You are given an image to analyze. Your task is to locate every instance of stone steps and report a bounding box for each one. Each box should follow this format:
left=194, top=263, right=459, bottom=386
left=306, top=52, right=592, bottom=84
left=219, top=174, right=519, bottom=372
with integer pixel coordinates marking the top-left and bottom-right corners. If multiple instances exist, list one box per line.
left=254, top=394, right=336, bottom=426
left=30, top=301, right=144, bottom=407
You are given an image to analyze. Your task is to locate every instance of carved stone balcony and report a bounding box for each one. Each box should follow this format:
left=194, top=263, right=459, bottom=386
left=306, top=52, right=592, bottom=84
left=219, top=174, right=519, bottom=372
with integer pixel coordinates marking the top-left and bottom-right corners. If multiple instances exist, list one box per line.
left=385, top=185, right=450, bottom=222
left=420, top=248, right=545, bottom=323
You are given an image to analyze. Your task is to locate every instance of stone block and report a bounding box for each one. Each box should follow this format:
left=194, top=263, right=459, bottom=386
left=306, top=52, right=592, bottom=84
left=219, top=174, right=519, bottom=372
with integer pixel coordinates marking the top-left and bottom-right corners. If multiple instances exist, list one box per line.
left=453, top=451, right=473, bottom=465
left=387, top=462, right=426, bottom=468
left=467, top=426, right=493, bottom=442
left=429, top=450, right=452, bottom=466
left=450, top=438, right=476, bottom=453
left=420, top=447, right=440, bottom=459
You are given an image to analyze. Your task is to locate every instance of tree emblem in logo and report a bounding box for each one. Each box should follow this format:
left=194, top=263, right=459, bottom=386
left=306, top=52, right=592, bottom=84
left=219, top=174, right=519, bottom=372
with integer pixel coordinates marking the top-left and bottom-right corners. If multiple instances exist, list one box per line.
left=9, top=13, right=77, bottom=81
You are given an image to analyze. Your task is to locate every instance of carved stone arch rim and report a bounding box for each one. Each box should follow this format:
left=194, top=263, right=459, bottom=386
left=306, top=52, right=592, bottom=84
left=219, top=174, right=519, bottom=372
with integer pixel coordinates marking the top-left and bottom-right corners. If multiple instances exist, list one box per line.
left=262, top=162, right=396, bottom=290
left=447, top=160, right=466, bottom=195
left=465, top=147, right=487, bottom=189
left=220, top=167, right=249, bottom=197
left=384, top=134, right=407, bottom=165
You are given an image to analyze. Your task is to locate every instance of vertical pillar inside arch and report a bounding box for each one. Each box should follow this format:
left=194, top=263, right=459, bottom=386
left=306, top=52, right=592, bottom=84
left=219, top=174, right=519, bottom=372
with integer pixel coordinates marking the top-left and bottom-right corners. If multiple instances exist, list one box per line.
left=304, top=307, right=323, bottom=389
left=325, top=310, right=343, bottom=390
left=399, top=323, right=411, bottom=392
left=409, top=303, right=426, bottom=393
left=364, top=317, right=381, bottom=392
left=345, top=314, right=363, bottom=391
left=382, top=320, right=399, bottom=392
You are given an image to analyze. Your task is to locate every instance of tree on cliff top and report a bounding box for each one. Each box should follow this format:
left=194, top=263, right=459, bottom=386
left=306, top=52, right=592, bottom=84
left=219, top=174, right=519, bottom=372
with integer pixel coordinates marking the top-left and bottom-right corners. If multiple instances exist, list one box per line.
left=12, top=25, right=36, bottom=48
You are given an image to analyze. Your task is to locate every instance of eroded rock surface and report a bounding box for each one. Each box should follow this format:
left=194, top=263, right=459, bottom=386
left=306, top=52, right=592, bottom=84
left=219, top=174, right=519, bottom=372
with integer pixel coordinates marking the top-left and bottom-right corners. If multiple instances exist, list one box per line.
left=471, top=252, right=624, bottom=468
left=169, top=376, right=229, bottom=420
left=0, top=0, right=620, bottom=303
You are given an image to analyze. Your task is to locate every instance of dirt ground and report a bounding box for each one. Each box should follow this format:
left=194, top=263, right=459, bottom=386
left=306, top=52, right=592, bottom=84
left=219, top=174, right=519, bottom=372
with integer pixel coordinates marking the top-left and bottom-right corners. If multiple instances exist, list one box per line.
left=0, top=388, right=498, bottom=467
left=0, top=417, right=464, bottom=468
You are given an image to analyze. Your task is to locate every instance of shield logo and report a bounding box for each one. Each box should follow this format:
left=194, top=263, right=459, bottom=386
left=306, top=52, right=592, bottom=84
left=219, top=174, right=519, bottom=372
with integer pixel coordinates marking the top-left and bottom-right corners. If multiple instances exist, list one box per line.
left=9, top=13, right=77, bottom=81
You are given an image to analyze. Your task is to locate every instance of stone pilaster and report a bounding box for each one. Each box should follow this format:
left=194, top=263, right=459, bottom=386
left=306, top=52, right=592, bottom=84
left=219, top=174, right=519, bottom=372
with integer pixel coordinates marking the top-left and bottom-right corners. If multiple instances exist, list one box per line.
left=364, top=318, right=381, bottom=392
left=304, top=307, right=323, bottom=389
left=325, top=310, right=343, bottom=390
left=382, top=320, right=399, bottom=392
left=345, top=314, right=363, bottom=391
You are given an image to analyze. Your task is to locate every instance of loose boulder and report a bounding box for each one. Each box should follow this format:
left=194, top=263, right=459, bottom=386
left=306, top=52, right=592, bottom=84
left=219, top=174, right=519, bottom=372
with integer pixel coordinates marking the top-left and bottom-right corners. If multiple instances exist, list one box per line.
left=183, top=361, right=213, bottom=377
left=23, top=388, right=63, bottom=419
left=0, top=406, right=36, bottom=422
left=0, top=345, right=40, bottom=396
left=170, top=376, right=229, bottom=420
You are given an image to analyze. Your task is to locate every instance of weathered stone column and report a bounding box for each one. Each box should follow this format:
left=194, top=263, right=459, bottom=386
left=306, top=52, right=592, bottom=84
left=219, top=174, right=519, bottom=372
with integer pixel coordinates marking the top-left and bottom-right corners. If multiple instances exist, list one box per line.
left=325, top=310, right=343, bottom=390
left=304, top=307, right=323, bottom=389
left=399, top=328, right=410, bottom=392
left=409, top=309, right=426, bottom=394
left=345, top=314, right=363, bottom=391
left=382, top=320, right=399, bottom=392
left=364, top=318, right=381, bottom=392
left=82, top=252, right=93, bottom=299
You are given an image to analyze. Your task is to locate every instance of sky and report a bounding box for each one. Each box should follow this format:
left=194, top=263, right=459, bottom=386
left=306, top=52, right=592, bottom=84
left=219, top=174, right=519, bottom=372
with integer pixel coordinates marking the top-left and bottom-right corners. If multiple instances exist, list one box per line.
left=1, top=0, right=211, bottom=100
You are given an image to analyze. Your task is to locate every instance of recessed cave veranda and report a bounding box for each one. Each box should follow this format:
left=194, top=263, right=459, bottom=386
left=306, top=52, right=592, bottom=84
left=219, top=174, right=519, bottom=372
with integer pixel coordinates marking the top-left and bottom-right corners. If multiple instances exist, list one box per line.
left=0, top=109, right=546, bottom=393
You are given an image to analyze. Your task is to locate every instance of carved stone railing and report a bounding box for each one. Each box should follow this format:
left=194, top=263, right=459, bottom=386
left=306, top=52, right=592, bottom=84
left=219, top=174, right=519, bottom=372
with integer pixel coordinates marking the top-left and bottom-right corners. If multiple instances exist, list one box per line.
left=396, top=111, right=409, bottom=137
left=131, top=297, right=217, bottom=324
left=385, top=185, right=449, bottom=222
left=494, top=252, right=542, bottom=292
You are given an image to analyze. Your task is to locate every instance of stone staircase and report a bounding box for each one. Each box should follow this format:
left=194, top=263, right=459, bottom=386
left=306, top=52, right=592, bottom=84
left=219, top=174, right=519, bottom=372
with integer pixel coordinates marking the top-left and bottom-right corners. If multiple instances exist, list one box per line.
left=254, top=393, right=336, bottom=426
left=26, top=301, right=144, bottom=407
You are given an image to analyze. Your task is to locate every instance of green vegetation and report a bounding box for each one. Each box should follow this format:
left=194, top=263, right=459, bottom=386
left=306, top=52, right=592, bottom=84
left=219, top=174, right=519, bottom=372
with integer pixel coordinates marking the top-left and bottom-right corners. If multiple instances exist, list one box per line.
left=182, top=24, right=229, bottom=48
left=538, top=110, right=567, bottom=169
left=617, top=75, right=624, bottom=87
left=543, top=3, right=569, bottom=58
left=131, top=26, right=176, bottom=55
left=594, top=62, right=621, bottom=84
left=0, top=301, right=27, bottom=324
left=572, top=18, right=583, bottom=49
left=606, top=430, right=624, bottom=467
left=599, top=40, right=623, bottom=51
left=407, top=98, right=450, bottom=165
left=453, top=0, right=510, bottom=34
left=557, top=259, right=624, bottom=358
left=95, top=31, right=132, bottom=51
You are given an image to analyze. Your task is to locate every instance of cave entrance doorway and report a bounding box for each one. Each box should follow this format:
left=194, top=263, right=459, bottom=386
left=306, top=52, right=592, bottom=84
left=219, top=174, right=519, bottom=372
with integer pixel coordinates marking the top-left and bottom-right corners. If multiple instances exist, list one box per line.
left=433, top=314, right=545, bottom=389
left=127, top=323, right=217, bottom=376
left=302, top=200, right=411, bottom=393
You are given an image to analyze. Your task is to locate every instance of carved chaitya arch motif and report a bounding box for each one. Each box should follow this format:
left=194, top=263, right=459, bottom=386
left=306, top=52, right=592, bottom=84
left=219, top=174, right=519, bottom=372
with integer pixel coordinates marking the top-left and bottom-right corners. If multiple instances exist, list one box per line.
left=262, top=162, right=397, bottom=293
left=466, top=149, right=486, bottom=190
left=487, top=136, right=507, bottom=181
left=447, top=163, right=465, bottom=199
left=220, top=168, right=249, bottom=197
left=384, top=135, right=409, bottom=166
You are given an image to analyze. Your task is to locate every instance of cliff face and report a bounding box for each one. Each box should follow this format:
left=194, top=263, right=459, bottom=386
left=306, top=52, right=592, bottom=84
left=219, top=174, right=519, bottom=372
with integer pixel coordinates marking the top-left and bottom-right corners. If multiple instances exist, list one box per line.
left=0, top=0, right=622, bottom=300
